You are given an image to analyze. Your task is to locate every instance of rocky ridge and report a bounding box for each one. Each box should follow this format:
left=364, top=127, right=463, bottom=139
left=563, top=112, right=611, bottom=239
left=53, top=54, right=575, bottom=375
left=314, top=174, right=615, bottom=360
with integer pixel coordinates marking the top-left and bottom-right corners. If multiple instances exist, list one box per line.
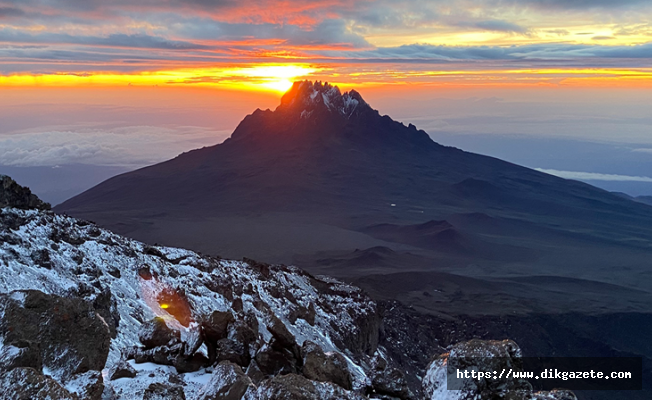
left=0, top=178, right=574, bottom=399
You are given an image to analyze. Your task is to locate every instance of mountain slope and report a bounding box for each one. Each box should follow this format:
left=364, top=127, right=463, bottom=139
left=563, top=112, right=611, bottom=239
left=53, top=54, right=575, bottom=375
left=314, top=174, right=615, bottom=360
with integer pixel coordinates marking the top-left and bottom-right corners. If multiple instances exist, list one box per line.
left=1, top=177, right=586, bottom=400
left=55, top=81, right=652, bottom=308
left=57, top=81, right=652, bottom=233
left=0, top=180, right=385, bottom=398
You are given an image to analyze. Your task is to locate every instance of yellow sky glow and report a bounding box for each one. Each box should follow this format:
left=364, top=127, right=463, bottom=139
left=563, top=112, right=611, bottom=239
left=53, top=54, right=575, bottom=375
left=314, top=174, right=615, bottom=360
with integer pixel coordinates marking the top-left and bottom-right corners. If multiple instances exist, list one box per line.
left=0, top=64, right=320, bottom=93
left=1, top=64, right=651, bottom=90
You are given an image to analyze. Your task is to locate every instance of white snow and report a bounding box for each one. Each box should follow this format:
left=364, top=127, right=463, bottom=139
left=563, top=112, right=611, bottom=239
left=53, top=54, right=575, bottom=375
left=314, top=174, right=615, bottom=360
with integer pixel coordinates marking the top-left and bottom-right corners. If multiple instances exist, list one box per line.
left=0, top=206, right=380, bottom=399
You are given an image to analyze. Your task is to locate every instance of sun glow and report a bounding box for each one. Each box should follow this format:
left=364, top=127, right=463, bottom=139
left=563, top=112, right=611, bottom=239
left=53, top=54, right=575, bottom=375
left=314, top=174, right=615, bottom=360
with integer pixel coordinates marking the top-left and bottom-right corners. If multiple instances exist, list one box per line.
left=0, top=64, right=319, bottom=92
left=1, top=64, right=651, bottom=90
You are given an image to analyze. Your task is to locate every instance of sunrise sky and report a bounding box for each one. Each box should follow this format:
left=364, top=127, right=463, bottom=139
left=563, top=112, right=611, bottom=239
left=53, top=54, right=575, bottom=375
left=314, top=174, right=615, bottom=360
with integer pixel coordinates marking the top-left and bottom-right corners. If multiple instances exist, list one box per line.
left=1, top=0, right=652, bottom=202
left=1, top=0, right=652, bottom=89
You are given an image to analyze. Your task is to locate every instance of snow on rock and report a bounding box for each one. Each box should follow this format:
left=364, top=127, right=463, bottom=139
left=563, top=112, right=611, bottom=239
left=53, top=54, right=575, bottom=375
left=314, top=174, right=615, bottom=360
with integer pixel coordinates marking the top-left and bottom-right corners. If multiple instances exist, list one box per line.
left=244, top=373, right=367, bottom=400
left=0, top=181, right=576, bottom=400
left=0, top=206, right=381, bottom=398
left=0, top=175, right=51, bottom=211
left=195, top=360, right=254, bottom=400
left=0, top=367, right=78, bottom=399
left=279, top=80, right=369, bottom=119
left=422, top=339, right=578, bottom=400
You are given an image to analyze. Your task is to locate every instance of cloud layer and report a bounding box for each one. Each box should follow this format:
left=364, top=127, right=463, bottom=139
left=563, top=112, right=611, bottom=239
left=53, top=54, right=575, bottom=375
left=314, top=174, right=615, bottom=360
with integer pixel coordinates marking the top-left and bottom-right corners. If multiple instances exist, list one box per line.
left=0, top=126, right=229, bottom=167
left=1, top=0, right=651, bottom=80
left=536, top=168, right=652, bottom=182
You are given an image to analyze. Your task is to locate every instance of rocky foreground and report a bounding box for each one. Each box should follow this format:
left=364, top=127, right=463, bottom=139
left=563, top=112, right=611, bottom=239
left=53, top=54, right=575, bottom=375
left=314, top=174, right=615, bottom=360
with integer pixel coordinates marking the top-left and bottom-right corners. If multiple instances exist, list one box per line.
left=0, top=176, right=575, bottom=399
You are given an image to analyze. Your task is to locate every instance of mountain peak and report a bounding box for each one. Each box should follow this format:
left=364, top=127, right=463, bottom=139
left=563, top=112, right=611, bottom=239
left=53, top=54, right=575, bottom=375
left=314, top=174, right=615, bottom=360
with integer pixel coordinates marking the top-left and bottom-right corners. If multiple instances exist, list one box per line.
left=277, top=80, right=370, bottom=119
left=1, top=175, right=51, bottom=211
left=229, top=80, right=434, bottom=149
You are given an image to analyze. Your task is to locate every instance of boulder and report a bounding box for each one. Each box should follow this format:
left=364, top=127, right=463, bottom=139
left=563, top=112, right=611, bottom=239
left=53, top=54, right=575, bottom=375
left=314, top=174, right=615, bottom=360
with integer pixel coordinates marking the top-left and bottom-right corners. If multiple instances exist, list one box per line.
left=131, top=344, right=209, bottom=373
left=245, top=360, right=266, bottom=384
left=143, top=382, right=186, bottom=400
left=247, top=373, right=366, bottom=400
left=197, top=361, right=254, bottom=400
left=202, top=311, right=235, bottom=342
left=133, top=346, right=175, bottom=365
left=254, top=343, right=299, bottom=376
left=228, top=319, right=259, bottom=356
left=370, top=367, right=411, bottom=400
left=91, top=287, right=121, bottom=339
left=422, top=339, right=577, bottom=400
left=0, top=175, right=50, bottom=210
left=0, top=367, right=76, bottom=400
left=63, top=370, right=104, bottom=400
left=202, top=310, right=236, bottom=362
left=0, top=290, right=110, bottom=380
left=216, top=338, right=250, bottom=367
left=138, top=317, right=181, bottom=349
left=174, top=352, right=210, bottom=373
left=182, top=323, right=203, bottom=356
left=301, top=341, right=352, bottom=390
left=108, top=359, right=137, bottom=380
left=267, top=315, right=298, bottom=356
left=0, top=339, right=42, bottom=372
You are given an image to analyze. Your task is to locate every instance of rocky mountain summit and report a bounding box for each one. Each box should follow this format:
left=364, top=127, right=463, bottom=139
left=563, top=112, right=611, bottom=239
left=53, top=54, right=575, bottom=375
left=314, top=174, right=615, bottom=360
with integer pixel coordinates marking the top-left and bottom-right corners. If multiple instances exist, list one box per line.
left=1, top=175, right=50, bottom=211
left=0, top=178, right=575, bottom=399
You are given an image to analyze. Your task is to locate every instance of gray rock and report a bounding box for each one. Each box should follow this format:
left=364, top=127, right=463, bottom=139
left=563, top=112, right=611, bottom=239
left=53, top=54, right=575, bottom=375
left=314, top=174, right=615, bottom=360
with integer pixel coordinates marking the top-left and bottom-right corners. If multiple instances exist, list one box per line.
left=143, top=382, right=186, bottom=400
left=173, top=352, right=210, bottom=373
left=64, top=370, right=104, bottom=400
left=138, top=317, right=181, bottom=349
left=422, top=339, right=577, bottom=400
left=0, top=175, right=50, bottom=210
left=202, top=311, right=235, bottom=342
left=301, top=341, right=352, bottom=390
left=267, top=315, right=298, bottom=356
left=254, top=343, right=298, bottom=376
left=131, top=342, right=209, bottom=373
left=248, top=373, right=366, bottom=400
left=216, top=338, right=250, bottom=367
left=202, top=311, right=236, bottom=362
left=0, top=339, right=42, bottom=372
left=245, top=360, right=265, bottom=385
left=370, top=367, right=411, bottom=400
left=108, top=359, right=137, bottom=380
left=0, top=367, right=76, bottom=400
left=197, top=361, right=254, bottom=400
left=228, top=319, right=259, bottom=356
left=0, top=290, right=111, bottom=380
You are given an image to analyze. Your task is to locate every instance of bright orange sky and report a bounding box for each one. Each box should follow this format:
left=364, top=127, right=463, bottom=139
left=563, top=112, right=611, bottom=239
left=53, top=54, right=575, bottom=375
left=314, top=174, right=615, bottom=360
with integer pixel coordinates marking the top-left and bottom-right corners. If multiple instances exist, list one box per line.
left=2, top=0, right=652, bottom=200
left=1, top=0, right=651, bottom=91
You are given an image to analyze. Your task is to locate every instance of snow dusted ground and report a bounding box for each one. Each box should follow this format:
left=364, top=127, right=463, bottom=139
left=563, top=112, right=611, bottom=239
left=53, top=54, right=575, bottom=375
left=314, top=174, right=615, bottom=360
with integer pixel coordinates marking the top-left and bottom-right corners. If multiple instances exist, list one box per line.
left=0, top=203, right=577, bottom=400
left=0, top=207, right=380, bottom=398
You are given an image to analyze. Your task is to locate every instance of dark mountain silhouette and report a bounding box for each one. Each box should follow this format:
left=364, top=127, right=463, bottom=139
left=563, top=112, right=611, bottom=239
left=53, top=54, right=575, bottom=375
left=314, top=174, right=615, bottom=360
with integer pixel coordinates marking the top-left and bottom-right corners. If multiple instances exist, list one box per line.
left=53, top=81, right=652, bottom=400
left=57, top=80, right=652, bottom=313
left=58, top=81, right=652, bottom=246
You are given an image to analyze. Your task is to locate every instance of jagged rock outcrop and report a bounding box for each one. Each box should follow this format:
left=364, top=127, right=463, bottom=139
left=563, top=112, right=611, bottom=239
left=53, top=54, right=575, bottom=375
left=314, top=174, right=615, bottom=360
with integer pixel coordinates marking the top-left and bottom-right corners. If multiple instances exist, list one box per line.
left=0, top=367, right=77, bottom=400
left=138, top=317, right=182, bottom=349
left=301, top=340, right=352, bottom=390
left=0, top=290, right=110, bottom=399
left=108, top=359, right=138, bottom=380
left=143, top=382, right=186, bottom=399
left=246, top=373, right=366, bottom=400
left=0, top=290, right=110, bottom=378
left=197, top=361, right=255, bottom=400
left=369, top=366, right=412, bottom=400
left=0, top=175, right=50, bottom=210
left=0, top=194, right=380, bottom=398
left=423, top=339, right=578, bottom=400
